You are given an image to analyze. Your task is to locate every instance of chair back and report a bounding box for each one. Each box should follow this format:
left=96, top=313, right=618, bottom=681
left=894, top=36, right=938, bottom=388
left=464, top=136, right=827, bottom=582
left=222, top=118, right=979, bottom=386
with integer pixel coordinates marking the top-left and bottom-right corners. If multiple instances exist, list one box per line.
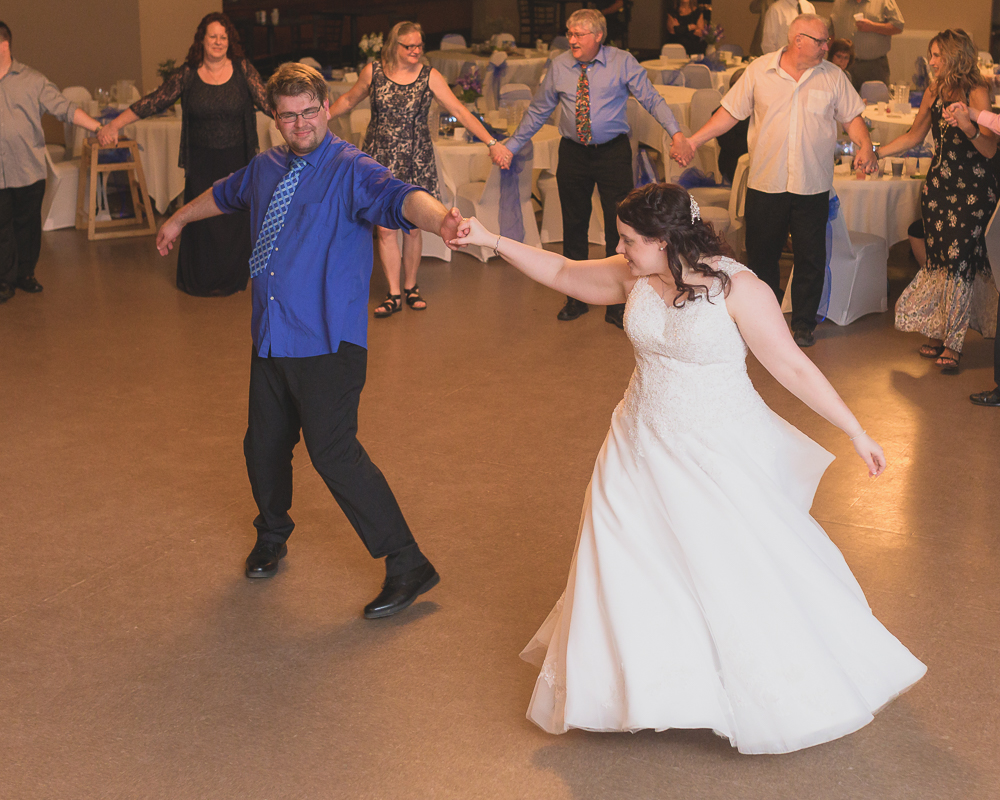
left=660, top=69, right=685, bottom=87
left=62, top=86, right=93, bottom=159
left=719, top=44, right=744, bottom=58
left=499, top=83, right=533, bottom=107
left=980, top=50, right=993, bottom=66
left=349, top=109, right=371, bottom=146
left=458, top=61, right=479, bottom=80
left=441, top=34, right=467, bottom=50
left=681, top=63, right=712, bottom=89
left=493, top=33, right=516, bottom=47
left=689, top=88, right=722, bottom=134
left=860, top=81, right=890, bottom=103
left=661, top=43, right=688, bottom=59
left=298, top=57, right=322, bottom=69
left=551, top=35, right=570, bottom=52
left=728, top=154, right=750, bottom=226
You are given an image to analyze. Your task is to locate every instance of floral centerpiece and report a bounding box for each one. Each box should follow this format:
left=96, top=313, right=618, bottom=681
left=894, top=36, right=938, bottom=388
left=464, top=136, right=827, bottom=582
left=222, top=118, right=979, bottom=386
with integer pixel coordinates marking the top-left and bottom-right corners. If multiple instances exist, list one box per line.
left=701, top=24, right=724, bottom=48
left=454, top=68, right=483, bottom=104
left=359, top=32, right=384, bottom=62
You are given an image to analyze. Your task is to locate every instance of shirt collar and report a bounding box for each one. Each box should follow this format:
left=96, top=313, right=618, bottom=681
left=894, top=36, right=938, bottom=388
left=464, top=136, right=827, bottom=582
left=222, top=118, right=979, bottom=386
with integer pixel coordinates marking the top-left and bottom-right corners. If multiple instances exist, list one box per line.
left=7, top=59, right=26, bottom=75
left=575, top=45, right=607, bottom=69
left=285, top=130, right=334, bottom=169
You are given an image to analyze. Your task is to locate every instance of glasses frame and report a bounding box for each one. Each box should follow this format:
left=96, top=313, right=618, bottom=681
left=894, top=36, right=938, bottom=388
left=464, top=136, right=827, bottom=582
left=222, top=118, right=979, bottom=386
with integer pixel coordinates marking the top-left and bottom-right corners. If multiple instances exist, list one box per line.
left=276, top=106, right=323, bottom=123
left=399, top=42, right=424, bottom=52
left=566, top=29, right=596, bottom=41
left=798, top=32, right=832, bottom=47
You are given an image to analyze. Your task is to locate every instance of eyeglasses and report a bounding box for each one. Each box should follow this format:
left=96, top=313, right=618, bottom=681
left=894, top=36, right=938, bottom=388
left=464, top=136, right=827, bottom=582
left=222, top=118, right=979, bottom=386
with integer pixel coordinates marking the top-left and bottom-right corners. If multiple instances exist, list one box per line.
left=399, top=43, right=424, bottom=52
left=566, top=30, right=595, bottom=41
left=798, top=32, right=832, bottom=46
left=276, top=106, right=322, bottom=123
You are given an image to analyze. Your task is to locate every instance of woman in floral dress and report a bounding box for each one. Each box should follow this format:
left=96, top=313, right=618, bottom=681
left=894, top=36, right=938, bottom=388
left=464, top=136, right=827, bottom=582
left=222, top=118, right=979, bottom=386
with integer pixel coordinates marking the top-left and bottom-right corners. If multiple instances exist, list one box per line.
left=878, top=29, right=998, bottom=374
left=330, top=22, right=499, bottom=317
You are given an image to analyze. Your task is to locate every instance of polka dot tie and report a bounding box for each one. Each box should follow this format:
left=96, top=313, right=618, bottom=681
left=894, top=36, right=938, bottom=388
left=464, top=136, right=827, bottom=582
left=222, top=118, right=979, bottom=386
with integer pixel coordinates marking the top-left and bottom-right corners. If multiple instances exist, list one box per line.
left=576, top=62, right=593, bottom=145
left=249, top=156, right=306, bottom=279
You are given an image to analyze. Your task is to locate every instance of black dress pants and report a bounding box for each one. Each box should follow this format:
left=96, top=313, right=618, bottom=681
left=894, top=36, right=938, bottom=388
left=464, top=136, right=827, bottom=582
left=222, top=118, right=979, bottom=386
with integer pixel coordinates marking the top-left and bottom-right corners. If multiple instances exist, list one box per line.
left=0, top=179, right=46, bottom=285
left=744, top=188, right=828, bottom=332
left=244, top=343, right=426, bottom=577
left=557, top=134, right=633, bottom=311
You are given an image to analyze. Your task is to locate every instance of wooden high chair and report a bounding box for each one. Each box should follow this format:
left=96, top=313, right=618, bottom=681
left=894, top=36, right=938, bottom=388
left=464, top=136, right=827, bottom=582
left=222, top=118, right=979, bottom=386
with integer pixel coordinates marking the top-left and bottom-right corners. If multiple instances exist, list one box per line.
left=76, top=138, right=157, bottom=240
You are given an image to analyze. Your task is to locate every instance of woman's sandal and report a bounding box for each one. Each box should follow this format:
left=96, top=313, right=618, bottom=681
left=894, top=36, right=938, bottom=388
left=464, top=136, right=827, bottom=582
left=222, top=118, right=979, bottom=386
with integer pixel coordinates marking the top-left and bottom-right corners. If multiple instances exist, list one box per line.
left=374, top=293, right=402, bottom=318
left=936, top=354, right=961, bottom=375
left=919, top=343, right=945, bottom=359
left=403, top=285, right=427, bottom=310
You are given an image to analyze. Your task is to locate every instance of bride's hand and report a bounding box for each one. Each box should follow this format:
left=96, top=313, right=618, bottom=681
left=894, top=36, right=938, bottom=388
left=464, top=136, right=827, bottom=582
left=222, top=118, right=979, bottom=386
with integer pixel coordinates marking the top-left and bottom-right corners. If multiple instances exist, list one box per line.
left=449, top=216, right=496, bottom=248
left=851, top=433, right=886, bottom=477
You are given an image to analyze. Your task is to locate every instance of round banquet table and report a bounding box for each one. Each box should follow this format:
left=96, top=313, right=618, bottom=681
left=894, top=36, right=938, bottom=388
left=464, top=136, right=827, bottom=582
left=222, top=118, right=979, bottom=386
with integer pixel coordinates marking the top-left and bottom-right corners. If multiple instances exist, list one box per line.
left=640, top=59, right=743, bottom=94
left=326, top=79, right=369, bottom=142
left=425, top=48, right=549, bottom=89
left=832, top=172, right=924, bottom=245
left=862, top=103, right=920, bottom=148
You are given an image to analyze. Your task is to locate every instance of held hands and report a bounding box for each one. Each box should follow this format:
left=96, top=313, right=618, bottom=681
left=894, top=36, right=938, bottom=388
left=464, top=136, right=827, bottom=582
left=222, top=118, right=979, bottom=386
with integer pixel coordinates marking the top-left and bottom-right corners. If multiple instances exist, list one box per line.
left=96, top=124, right=119, bottom=148
left=448, top=215, right=494, bottom=249
left=853, top=145, right=878, bottom=176
left=491, top=142, right=514, bottom=170
left=439, top=207, right=465, bottom=251
left=155, top=218, right=183, bottom=256
left=850, top=432, right=887, bottom=478
left=943, top=102, right=974, bottom=130
left=669, top=133, right=695, bottom=167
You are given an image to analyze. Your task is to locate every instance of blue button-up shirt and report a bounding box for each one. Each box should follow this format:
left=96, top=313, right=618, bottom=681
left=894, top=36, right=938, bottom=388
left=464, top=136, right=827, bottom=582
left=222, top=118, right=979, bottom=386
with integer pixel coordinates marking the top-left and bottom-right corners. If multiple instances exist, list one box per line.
left=506, top=45, right=681, bottom=154
left=213, top=132, right=419, bottom=358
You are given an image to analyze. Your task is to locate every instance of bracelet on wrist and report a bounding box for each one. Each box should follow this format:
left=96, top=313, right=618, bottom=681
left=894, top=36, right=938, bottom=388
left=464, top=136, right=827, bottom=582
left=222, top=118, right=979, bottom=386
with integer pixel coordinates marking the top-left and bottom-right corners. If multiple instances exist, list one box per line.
left=493, top=234, right=502, bottom=258
left=849, top=429, right=866, bottom=441
left=968, top=126, right=981, bottom=141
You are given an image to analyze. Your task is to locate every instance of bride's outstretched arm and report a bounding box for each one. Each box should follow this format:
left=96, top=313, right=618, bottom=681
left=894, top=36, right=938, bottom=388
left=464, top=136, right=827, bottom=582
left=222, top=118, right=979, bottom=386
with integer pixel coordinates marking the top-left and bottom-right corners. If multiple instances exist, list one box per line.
left=726, top=273, right=886, bottom=477
left=450, top=217, right=631, bottom=305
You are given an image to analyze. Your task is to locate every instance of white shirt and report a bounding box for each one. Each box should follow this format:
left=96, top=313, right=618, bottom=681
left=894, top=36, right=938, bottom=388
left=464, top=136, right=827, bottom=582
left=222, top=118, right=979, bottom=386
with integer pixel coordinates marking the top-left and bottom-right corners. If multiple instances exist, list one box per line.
left=761, top=0, right=816, bottom=55
left=721, top=49, right=865, bottom=195
left=830, top=0, right=905, bottom=60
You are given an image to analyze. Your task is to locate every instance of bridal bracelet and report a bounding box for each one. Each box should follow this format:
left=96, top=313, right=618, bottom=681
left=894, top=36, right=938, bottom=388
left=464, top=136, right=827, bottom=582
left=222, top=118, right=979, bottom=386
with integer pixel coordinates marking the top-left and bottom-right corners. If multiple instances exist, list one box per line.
left=849, top=430, right=866, bottom=441
left=493, top=235, right=502, bottom=258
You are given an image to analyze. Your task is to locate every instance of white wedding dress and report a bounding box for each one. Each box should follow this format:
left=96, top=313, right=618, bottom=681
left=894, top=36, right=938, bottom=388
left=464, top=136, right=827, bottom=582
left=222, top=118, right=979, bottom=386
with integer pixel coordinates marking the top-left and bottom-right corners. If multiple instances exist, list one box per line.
left=520, top=259, right=926, bottom=754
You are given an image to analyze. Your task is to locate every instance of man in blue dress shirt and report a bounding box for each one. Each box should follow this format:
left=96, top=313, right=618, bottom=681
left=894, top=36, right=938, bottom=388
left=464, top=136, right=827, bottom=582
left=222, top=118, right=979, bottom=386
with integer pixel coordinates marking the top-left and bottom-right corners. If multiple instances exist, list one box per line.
left=491, top=9, right=688, bottom=327
left=155, top=64, right=462, bottom=618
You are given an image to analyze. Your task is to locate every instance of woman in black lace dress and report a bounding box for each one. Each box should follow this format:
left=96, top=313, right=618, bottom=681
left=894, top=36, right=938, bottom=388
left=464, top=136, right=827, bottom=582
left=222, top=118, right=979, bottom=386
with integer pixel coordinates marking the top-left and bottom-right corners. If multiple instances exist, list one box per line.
left=100, top=13, right=269, bottom=296
left=877, top=29, right=998, bottom=374
left=330, top=21, right=498, bottom=317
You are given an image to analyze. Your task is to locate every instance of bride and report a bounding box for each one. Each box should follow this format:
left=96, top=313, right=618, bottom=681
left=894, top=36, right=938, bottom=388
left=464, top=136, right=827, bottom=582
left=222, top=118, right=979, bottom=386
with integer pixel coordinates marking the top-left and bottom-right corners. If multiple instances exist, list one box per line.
left=450, top=183, right=925, bottom=754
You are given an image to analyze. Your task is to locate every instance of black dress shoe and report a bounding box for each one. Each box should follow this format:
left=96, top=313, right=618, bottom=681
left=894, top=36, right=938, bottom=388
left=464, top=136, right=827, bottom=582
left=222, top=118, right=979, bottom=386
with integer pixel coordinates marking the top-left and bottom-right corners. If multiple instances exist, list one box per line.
left=0, top=282, right=14, bottom=302
left=792, top=327, right=815, bottom=348
left=363, top=562, right=440, bottom=619
left=557, top=298, right=589, bottom=321
left=245, top=540, right=288, bottom=578
left=16, top=275, right=43, bottom=293
left=605, top=305, right=625, bottom=329
left=970, top=387, right=1000, bottom=407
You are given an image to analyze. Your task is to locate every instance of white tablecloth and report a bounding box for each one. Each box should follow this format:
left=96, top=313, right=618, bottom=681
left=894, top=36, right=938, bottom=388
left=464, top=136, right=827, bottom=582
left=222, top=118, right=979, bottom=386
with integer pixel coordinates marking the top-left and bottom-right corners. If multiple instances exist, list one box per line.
left=862, top=104, right=919, bottom=148
left=832, top=173, right=923, bottom=245
left=627, top=86, right=698, bottom=179
left=125, top=111, right=276, bottom=214
left=326, top=79, right=369, bottom=142
left=425, top=48, right=549, bottom=90
left=640, top=59, right=742, bottom=94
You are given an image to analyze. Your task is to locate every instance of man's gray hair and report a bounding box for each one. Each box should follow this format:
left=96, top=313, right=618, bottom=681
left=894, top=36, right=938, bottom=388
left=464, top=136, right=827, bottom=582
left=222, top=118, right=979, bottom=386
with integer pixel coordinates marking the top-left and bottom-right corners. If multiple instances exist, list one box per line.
left=566, top=8, right=607, bottom=41
left=788, top=13, right=828, bottom=44
left=265, top=62, right=329, bottom=111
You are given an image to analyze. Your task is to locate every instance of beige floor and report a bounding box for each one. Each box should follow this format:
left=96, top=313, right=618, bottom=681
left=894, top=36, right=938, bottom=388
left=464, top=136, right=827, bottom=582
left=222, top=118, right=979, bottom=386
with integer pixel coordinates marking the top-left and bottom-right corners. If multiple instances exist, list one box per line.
left=1, top=226, right=998, bottom=800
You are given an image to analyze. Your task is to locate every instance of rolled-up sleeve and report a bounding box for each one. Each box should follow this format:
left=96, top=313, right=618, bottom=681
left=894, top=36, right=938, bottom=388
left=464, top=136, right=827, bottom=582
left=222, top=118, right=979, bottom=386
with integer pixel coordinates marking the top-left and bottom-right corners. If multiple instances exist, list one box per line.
left=883, top=0, right=904, bottom=30
left=38, top=78, right=78, bottom=123
left=213, top=164, right=254, bottom=213
left=625, top=55, right=680, bottom=137
left=348, top=153, right=421, bottom=231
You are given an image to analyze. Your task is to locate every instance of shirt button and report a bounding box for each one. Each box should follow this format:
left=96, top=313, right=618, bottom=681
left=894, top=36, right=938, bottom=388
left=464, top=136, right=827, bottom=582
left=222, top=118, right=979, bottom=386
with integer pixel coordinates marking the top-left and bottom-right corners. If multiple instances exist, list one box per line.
left=269, top=296, right=274, bottom=300
left=270, top=271, right=274, bottom=276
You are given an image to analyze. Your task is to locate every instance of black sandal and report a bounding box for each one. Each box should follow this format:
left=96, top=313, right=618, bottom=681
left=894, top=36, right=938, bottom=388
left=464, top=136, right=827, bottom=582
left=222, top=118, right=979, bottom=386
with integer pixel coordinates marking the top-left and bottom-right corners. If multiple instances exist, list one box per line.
left=403, top=285, right=426, bottom=310
left=936, top=354, right=961, bottom=374
left=374, top=293, right=401, bottom=318
left=919, top=343, right=945, bottom=359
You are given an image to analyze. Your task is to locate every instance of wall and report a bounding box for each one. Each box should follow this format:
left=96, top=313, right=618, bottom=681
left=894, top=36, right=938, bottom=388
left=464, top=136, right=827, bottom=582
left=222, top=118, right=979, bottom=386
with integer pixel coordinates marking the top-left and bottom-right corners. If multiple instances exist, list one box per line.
left=137, top=0, right=221, bottom=95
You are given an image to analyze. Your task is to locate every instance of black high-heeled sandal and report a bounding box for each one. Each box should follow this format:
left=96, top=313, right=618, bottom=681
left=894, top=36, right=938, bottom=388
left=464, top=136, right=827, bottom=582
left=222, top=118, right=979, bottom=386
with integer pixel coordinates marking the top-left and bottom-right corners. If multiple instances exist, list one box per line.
left=374, top=293, right=401, bottom=318
left=403, top=285, right=426, bottom=310
left=919, top=343, right=945, bottom=359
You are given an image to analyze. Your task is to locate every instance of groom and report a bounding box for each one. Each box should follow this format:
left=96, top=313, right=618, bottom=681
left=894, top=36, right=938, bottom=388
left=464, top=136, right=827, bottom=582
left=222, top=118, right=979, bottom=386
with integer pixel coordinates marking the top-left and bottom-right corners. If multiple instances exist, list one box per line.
left=155, top=63, right=461, bottom=618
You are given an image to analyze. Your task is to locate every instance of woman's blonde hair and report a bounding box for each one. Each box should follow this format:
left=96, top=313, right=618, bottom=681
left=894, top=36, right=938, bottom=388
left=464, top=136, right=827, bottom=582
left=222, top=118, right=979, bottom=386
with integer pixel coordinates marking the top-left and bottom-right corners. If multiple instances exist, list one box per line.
left=381, top=21, right=424, bottom=73
left=929, top=29, right=987, bottom=103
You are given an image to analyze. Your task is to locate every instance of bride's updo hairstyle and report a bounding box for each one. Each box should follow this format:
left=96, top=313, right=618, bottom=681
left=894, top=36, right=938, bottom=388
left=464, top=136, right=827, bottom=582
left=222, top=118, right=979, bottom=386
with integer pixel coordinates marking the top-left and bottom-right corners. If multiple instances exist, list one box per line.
left=616, top=183, right=733, bottom=307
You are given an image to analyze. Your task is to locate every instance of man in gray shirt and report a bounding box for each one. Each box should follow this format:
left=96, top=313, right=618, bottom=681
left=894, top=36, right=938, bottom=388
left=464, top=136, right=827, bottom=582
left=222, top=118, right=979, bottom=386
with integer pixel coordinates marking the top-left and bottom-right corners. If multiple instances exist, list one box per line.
left=0, top=21, right=103, bottom=303
left=830, top=0, right=905, bottom=91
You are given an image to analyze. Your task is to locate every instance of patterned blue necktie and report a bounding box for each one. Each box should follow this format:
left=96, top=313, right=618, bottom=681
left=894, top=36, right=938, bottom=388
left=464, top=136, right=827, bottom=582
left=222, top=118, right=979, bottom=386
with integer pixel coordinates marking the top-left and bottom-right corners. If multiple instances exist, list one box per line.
left=249, top=155, right=306, bottom=278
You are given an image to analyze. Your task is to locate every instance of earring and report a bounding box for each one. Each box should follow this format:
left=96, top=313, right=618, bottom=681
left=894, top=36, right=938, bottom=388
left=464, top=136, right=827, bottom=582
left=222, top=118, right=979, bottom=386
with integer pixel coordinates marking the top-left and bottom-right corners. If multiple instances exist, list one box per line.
left=659, top=245, right=666, bottom=251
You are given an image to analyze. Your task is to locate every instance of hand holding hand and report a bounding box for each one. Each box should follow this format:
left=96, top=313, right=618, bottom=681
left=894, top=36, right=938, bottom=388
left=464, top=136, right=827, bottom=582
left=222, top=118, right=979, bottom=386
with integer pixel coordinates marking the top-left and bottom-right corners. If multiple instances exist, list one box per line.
left=669, top=134, right=694, bottom=167
left=491, top=142, right=514, bottom=170
left=97, top=124, right=119, bottom=148
left=850, top=432, right=886, bottom=478
left=448, top=215, right=496, bottom=249
left=156, top=218, right=183, bottom=256
left=440, top=207, right=464, bottom=251
left=943, top=101, right=972, bottom=130
left=853, top=145, right=877, bottom=175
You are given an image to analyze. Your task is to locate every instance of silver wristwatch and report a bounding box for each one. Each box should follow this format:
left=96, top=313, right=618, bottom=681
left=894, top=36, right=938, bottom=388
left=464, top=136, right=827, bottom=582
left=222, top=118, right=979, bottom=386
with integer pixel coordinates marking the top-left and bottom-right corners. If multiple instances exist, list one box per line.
left=486, top=138, right=498, bottom=147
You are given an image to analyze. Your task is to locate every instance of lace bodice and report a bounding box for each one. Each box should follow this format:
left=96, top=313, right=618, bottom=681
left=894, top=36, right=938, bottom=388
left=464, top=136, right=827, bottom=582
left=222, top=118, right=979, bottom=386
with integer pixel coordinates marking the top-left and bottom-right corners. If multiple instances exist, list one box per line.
left=616, top=257, right=770, bottom=442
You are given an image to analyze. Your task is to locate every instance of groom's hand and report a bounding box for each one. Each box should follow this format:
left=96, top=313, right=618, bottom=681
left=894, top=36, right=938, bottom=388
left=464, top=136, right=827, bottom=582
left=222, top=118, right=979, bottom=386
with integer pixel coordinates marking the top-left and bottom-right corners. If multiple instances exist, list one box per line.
left=440, top=207, right=464, bottom=250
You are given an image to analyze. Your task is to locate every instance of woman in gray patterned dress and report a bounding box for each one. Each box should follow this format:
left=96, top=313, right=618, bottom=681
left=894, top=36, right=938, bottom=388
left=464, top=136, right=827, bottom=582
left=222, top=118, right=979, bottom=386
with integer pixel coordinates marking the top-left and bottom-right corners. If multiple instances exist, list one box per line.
left=877, top=29, right=998, bottom=374
left=331, top=22, right=500, bottom=317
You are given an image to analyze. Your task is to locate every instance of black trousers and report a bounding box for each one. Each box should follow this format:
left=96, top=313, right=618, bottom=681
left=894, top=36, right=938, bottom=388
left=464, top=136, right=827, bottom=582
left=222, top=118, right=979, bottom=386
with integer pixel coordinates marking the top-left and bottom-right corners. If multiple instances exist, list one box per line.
left=244, top=343, right=426, bottom=577
left=994, top=290, right=1000, bottom=386
left=744, top=188, right=828, bottom=332
left=0, top=179, right=46, bottom=286
left=557, top=134, right=633, bottom=310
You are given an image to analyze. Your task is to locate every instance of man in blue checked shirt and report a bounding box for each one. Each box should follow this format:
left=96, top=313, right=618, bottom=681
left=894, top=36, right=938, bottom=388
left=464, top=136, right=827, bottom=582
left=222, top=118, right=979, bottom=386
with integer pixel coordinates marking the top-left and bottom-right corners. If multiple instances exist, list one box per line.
left=491, top=9, right=691, bottom=328
left=156, top=63, right=462, bottom=619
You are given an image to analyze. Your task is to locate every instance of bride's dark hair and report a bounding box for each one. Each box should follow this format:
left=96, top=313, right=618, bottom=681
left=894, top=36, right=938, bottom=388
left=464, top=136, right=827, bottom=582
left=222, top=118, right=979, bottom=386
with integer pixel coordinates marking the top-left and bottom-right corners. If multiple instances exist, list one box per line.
left=616, top=183, right=733, bottom=307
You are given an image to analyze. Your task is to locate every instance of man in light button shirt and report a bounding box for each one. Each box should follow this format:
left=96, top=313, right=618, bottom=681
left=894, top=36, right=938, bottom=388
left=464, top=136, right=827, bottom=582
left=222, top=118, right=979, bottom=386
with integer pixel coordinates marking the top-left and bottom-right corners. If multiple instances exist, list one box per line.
left=683, top=15, right=876, bottom=347
left=831, top=0, right=904, bottom=91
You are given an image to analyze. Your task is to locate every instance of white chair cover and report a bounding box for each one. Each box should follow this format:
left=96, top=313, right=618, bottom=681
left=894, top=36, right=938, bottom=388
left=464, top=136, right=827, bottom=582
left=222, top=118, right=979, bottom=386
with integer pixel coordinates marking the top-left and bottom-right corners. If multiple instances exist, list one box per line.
left=681, top=63, right=713, bottom=89
left=61, top=86, right=93, bottom=159
left=499, top=83, right=533, bottom=106
left=298, top=57, right=322, bottom=69
left=781, top=192, right=888, bottom=325
left=660, top=69, right=685, bottom=87
left=719, top=44, right=744, bottom=58
left=40, top=147, right=80, bottom=230
left=538, top=173, right=604, bottom=247
left=860, top=81, right=891, bottom=103
left=979, top=51, right=993, bottom=66
left=482, top=51, right=509, bottom=111
left=440, top=34, right=466, bottom=50
left=726, top=154, right=750, bottom=257
left=689, top=87, right=722, bottom=177
left=349, top=108, right=371, bottom=148
left=661, top=43, right=688, bottom=59
left=492, top=33, right=516, bottom=47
